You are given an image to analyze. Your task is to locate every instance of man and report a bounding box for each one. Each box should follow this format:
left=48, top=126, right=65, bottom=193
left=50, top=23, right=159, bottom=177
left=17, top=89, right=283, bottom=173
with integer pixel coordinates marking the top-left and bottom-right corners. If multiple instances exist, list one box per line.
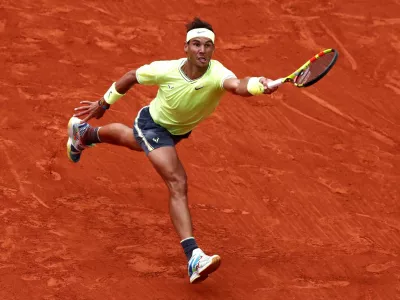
left=67, top=17, right=278, bottom=284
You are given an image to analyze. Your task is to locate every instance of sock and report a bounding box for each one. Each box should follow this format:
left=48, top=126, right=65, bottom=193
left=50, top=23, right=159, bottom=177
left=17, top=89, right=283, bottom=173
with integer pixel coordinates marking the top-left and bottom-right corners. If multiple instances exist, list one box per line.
left=180, top=237, right=198, bottom=261
left=84, top=126, right=101, bottom=145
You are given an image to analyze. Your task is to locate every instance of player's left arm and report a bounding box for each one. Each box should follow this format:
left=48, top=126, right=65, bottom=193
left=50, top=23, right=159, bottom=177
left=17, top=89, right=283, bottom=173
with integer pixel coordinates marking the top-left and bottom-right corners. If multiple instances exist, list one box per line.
left=223, top=77, right=278, bottom=97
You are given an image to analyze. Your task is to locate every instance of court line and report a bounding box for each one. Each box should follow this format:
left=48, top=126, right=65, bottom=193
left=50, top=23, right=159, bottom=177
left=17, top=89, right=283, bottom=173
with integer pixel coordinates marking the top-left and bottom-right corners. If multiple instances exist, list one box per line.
left=281, top=101, right=347, bottom=133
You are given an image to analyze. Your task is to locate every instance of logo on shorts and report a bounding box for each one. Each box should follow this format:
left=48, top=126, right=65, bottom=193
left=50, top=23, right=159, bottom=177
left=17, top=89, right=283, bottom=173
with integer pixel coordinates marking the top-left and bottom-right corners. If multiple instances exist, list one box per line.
left=195, top=86, right=204, bottom=90
left=152, top=137, right=159, bottom=143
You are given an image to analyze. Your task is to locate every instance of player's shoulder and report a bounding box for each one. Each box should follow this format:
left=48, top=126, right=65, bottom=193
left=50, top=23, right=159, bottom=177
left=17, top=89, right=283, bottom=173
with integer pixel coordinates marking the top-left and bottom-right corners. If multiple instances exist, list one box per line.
left=209, top=59, right=235, bottom=79
left=210, top=59, right=233, bottom=72
left=210, top=59, right=225, bottom=68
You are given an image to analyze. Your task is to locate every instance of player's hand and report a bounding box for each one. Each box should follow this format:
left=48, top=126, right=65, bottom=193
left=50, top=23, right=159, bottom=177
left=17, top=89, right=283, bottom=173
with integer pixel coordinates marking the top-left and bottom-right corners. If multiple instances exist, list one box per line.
left=260, top=77, right=278, bottom=94
left=73, top=100, right=107, bottom=123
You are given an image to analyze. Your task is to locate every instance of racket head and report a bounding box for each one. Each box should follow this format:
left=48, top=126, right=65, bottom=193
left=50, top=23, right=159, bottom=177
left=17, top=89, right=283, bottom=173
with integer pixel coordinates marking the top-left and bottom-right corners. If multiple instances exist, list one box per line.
left=289, top=49, right=338, bottom=87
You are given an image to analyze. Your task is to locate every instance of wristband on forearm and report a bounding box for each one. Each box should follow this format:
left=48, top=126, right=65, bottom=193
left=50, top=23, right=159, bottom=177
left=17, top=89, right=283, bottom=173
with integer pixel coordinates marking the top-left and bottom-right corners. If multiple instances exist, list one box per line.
left=103, top=82, right=125, bottom=104
left=247, top=77, right=265, bottom=96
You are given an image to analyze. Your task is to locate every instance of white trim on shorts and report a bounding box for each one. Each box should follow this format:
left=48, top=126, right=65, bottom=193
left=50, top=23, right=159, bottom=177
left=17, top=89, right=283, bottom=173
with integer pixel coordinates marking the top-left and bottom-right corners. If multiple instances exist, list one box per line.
left=134, top=106, right=154, bottom=152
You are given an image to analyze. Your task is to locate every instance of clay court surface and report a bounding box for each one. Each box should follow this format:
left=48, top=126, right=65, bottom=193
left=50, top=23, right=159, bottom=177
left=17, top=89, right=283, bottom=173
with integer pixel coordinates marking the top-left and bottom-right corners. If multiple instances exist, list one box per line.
left=1, top=0, right=400, bottom=299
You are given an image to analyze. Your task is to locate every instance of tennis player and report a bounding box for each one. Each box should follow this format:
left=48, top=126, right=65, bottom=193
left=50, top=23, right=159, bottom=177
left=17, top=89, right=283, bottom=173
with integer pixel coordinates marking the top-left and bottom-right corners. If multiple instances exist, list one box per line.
left=67, top=17, right=278, bottom=284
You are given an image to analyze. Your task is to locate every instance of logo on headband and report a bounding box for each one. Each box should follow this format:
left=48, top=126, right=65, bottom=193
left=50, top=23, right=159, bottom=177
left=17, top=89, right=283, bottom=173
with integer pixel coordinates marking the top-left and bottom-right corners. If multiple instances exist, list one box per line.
left=186, top=28, right=215, bottom=43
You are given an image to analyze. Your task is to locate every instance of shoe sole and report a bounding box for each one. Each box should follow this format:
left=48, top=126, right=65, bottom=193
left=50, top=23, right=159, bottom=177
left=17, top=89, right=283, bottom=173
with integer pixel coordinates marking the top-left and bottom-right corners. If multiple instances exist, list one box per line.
left=66, top=138, right=75, bottom=162
left=66, top=116, right=82, bottom=163
left=191, top=255, right=221, bottom=284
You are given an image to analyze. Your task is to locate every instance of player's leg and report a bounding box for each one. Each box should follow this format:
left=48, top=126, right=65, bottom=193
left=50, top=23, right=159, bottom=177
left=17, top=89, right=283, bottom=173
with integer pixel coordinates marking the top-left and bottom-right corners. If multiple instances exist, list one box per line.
left=97, top=123, right=142, bottom=151
left=133, top=107, right=194, bottom=239
left=67, top=116, right=142, bottom=163
left=148, top=146, right=192, bottom=239
left=133, top=106, right=221, bottom=283
left=147, top=146, right=221, bottom=284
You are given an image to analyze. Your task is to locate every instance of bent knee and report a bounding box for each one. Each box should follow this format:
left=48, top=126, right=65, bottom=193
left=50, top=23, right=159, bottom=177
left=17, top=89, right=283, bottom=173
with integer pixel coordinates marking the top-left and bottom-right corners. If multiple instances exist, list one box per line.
left=166, top=173, right=187, bottom=195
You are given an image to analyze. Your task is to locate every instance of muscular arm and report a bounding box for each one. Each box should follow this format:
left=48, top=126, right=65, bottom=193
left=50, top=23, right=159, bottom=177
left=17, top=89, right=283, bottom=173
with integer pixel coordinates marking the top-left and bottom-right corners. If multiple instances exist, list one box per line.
left=223, top=77, right=277, bottom=96
left=223, top=77, right=252, bottom=97
left=74, top=69, right=139, bottom=122
left=114, top=69, right=139, bottom=94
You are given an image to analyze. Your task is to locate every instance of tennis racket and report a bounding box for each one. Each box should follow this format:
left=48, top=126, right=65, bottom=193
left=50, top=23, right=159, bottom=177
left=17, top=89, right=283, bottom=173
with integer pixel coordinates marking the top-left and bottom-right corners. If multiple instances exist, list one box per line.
left=267, top=48, right=338, bottom=89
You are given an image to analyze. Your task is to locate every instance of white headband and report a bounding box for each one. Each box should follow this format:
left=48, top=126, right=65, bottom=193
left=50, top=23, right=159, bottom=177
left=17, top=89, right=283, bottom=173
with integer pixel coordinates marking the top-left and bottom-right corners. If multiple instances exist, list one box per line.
left=186, top=28, right=215, bottom=43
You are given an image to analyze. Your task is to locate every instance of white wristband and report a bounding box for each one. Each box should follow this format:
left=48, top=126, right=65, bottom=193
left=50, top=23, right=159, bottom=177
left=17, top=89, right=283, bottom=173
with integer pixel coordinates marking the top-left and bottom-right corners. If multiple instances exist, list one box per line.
left=247, top=77, right=265, bottom=96
left=103, top=82, right=124, bottom=104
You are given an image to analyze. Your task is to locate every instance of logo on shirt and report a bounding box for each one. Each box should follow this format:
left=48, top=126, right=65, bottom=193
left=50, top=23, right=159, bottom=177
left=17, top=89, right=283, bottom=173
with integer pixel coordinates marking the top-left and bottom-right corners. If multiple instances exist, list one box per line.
left=195, top=86, right=204, bottom=90
left=168, top=84, right=174, bottom=89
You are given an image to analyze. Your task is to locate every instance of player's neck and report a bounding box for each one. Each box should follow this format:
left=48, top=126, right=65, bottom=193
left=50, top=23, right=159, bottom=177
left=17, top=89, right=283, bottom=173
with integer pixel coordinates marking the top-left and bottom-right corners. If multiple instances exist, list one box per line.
left=181, top=60, right=208, bottom=80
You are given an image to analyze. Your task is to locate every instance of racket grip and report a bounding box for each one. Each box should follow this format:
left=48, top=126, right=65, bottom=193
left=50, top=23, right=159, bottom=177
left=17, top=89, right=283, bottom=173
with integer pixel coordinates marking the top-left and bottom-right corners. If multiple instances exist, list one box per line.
left=267, top=78, right=283, bottom=89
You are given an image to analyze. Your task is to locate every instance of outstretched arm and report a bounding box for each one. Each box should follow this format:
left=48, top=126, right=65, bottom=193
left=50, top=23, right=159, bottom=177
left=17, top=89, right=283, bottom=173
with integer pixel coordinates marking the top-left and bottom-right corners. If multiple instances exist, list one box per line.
left=114, top=70, right=139, bottom=94
left=73, top=70, right=139, bottom=122
left=223, top=77, right=278, bottom=97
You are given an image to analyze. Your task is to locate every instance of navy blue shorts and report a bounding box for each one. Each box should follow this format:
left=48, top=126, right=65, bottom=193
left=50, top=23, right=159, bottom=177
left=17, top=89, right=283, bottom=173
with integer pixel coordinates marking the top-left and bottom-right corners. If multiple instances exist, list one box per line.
left=133, top=106, right=191, bottom=155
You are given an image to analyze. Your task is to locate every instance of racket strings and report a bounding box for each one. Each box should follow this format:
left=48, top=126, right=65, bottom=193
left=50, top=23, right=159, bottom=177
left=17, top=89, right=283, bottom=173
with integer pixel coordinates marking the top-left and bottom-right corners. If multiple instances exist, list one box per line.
left=295, top=52, right=336, bottom=85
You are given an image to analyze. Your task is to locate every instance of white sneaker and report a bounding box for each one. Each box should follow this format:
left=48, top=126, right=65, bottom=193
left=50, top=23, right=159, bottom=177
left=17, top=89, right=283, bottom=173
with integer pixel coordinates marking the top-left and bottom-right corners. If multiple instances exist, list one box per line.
left=66, top=116, right=91, bottom=163
left=188, top=248, right=221, bottom=284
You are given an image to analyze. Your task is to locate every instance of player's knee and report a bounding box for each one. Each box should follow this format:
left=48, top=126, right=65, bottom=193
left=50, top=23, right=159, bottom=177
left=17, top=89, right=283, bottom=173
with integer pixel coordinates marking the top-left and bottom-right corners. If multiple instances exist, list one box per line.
left=167, top=172, right=187, bottom=196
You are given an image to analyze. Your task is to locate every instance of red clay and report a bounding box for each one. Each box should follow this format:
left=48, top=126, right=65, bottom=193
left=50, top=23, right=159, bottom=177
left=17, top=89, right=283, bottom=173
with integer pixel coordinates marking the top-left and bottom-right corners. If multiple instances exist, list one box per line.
left=1, top=0, right=400, bottom=299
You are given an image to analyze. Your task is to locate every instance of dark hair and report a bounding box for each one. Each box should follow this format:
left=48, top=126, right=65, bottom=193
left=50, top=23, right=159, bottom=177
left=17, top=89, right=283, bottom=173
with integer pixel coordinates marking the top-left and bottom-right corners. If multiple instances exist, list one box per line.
left=185, top=17, right=214, bottom=33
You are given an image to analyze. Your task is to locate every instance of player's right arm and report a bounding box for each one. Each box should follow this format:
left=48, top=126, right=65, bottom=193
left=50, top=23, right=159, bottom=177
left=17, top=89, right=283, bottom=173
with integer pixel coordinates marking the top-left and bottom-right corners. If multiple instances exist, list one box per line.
left=73, top=60, right=166, bottom=123
left=115, top=69, right=139, bottom=94
left=73, top=70, right=139, bottom=123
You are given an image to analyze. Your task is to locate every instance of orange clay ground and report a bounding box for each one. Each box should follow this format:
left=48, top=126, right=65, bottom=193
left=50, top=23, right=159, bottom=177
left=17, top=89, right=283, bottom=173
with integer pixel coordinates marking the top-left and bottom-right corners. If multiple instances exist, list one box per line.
left=1, top=1, right=400, bottom=299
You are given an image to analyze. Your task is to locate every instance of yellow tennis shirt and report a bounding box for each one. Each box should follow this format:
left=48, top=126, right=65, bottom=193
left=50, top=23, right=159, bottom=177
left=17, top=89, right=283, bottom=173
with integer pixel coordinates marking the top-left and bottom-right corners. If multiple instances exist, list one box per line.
left=136, top=58, right=236, bottom=135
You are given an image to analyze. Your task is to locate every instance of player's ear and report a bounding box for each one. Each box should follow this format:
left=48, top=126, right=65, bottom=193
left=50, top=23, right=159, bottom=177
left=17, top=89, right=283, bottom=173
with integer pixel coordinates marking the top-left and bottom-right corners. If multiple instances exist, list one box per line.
left=184, top=41, right=189, bottom=54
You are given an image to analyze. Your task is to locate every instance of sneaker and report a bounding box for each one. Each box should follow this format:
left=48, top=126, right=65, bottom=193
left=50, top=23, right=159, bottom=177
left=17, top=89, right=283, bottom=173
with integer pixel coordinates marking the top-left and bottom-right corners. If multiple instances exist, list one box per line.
left=66, top=116, right=91, bottom=163
left=188, top=248, right=221, bottom=284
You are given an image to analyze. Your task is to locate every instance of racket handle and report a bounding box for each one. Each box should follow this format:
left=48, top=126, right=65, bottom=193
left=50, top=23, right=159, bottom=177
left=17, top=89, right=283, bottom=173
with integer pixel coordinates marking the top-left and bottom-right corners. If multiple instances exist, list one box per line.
left=267, top=78, right=284, bottom=89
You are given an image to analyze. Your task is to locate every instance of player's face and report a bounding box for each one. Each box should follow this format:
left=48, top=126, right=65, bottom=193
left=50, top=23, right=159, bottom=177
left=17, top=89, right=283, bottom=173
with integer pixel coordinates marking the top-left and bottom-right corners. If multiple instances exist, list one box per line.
left=184, top=38, right=215, bottom=67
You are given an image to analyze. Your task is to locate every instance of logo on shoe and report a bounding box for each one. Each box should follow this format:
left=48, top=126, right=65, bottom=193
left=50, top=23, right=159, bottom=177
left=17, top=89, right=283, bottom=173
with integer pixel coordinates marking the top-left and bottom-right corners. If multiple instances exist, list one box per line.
left=195, top=258, right=202, bottom=270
